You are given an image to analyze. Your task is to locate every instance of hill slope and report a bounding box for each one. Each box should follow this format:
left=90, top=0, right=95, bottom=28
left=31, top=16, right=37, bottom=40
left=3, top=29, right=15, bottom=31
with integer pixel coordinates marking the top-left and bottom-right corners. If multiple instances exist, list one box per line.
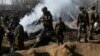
left=16, top=42, right=100, bottom=56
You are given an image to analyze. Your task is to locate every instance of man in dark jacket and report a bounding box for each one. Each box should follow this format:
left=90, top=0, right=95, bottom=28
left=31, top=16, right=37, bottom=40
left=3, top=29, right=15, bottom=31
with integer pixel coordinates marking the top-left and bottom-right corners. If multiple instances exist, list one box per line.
left=33, top=7, right=54, bottom=47
left=6, top=27, right=15, bottom=52
left=0, top=23, right=5, bottom=49
left=15, top=23, right=25, bottom=50
left=55, top=17, right=66, bottom=45
left=77, top=6, right=89, bottom=42
left=88, top=6, right=97, bottom=40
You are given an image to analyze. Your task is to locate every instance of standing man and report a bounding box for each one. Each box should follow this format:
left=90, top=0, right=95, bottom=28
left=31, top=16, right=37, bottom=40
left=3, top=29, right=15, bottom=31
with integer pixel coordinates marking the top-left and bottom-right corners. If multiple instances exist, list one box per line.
left=3, top=15, right=9, bottom=27
left=77, top=6, right=89, bottom=43
left=33, top=7, right=54, bottom=47
left=41, top=7, right=53, bottom=32
left=88, top=6, right=97, bottom=40
left=55, top=17, right=66, bottom=45
left=40, top=7, right=54, bottom=38
left=15, top=23, right=25, bottom=50
left=6, top=27, right=15, bottom=52
left=0, top=22, right=5, bottom=49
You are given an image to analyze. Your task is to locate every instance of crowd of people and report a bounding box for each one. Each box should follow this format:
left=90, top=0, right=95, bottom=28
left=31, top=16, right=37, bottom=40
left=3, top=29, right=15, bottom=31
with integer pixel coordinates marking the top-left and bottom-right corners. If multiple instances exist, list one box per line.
left=0, top=10, right=30, bottom=52
left=0, top=5, right=100, bottom=54
left=77, top=6, right=100, bottom=42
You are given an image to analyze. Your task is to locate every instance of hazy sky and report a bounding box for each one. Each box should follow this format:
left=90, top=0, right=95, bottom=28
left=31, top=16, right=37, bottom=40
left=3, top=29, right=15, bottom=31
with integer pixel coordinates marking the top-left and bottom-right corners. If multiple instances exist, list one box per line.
left=0, top=0, right=12, bottom=5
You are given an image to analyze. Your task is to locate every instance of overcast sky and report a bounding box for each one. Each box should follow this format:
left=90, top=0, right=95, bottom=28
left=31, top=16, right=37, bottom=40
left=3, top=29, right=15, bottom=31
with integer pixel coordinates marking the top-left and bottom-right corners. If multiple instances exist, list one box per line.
left=0, top=0, right=12, bottom=5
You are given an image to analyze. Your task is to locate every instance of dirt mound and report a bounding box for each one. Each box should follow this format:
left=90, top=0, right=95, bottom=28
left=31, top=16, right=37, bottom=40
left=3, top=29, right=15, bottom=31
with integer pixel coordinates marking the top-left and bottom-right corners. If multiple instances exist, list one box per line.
left=16, top=42, right=100, bottom=56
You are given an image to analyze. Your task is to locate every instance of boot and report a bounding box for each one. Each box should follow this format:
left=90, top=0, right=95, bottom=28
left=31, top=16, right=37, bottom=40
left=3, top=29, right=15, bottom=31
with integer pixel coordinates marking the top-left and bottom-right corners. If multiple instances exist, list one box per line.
left=84, top=38, right=88, bottom=43
left=77, top=38, right=81, bottom=43
left=89, top=36, right=94, bottom=40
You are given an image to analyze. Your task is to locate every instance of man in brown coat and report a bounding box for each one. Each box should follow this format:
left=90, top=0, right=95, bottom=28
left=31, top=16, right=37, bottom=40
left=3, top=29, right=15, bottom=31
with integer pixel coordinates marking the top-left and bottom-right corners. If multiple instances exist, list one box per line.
left=88, top=6, right=97, bottom=40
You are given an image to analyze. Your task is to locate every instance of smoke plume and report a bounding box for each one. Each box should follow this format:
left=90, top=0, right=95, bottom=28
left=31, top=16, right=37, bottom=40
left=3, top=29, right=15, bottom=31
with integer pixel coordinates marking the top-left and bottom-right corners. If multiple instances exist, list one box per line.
left=20, top=0, right=79, bottom=32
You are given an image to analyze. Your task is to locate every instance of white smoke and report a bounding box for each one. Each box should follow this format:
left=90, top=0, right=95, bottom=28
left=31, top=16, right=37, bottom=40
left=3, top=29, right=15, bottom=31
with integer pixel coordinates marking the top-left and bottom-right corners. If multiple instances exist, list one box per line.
left=20, top=0, right=79, bottom=32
